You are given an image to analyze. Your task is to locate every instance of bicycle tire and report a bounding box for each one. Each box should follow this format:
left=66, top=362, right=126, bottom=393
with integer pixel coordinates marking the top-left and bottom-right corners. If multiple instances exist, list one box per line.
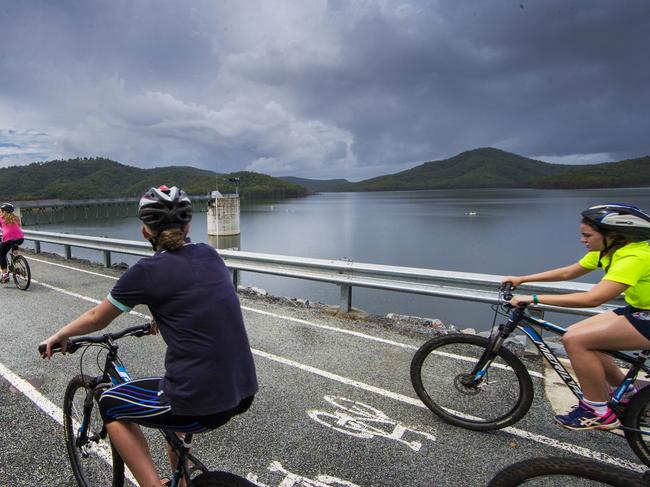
left=63, top=374, right=125, bottom=487
left=192, top=470, right=256, bottom=486
left=487, top=456, right=648, bottom=486
left=623, top=385, right=650, bottom=468
left=410, top=333, right=533, bottom=431
left=11, top=255, right=30, bottom=290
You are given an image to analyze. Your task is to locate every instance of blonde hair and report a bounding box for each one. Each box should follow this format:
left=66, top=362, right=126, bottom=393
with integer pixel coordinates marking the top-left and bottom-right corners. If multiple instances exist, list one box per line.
left=1, top=211, right=20, bottom=226
left=156, top=228, right=186, bottom=251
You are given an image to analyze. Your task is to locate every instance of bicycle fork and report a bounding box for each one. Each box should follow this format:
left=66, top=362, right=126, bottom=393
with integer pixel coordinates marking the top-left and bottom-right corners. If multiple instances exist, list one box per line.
left=464, top=323, right=514, bottom=387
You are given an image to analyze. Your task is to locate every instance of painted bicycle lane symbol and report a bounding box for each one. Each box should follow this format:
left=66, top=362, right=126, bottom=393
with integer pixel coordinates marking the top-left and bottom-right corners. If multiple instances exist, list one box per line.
left=248, top=460, right=361, bottom=487
left=307, top=395, right=436, bottom=452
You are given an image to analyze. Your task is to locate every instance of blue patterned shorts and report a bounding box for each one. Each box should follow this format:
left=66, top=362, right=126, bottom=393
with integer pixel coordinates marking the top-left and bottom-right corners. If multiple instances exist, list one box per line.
left=614, top=305, right=650, bottom=340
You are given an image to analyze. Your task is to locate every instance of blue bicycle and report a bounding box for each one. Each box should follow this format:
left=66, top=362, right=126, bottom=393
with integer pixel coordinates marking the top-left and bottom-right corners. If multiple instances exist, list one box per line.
left=40, top=324, right=254, bottom=487
left=410, top=283, right=650, bottom=466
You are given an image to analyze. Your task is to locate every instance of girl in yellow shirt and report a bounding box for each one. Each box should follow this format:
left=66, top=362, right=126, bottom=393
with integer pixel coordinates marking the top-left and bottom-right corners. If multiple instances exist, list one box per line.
left=503, top=204, right=650, bottom=431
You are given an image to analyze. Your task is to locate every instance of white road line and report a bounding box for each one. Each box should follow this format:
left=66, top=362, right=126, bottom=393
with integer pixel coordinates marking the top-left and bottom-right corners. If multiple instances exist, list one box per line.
left=10, top=268, right=645, bottom=473
left=254, top=349, right=645, bottom=472
left=0, top=361, right=137, bottom=484
left=25, top=256, right=545, bottom=378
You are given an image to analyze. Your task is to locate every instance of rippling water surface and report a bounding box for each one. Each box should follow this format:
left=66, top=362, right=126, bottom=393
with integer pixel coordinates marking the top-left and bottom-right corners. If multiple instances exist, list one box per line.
left=30, top=187, right=650, bottom=330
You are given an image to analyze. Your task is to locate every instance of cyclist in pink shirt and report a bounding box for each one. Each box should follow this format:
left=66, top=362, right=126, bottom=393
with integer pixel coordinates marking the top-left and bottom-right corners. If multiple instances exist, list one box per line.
left=0, top=203, right=25, bottom=283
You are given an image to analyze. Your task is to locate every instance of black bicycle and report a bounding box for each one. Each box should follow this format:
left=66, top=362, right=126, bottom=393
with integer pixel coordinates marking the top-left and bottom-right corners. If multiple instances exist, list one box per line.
left=488, top=456, right=650, bottom=486
left=6, top=245, right=30, bottom=290
left=40, top=324, right=254, bottom=487
left=410, top=283, right=650, bottom=466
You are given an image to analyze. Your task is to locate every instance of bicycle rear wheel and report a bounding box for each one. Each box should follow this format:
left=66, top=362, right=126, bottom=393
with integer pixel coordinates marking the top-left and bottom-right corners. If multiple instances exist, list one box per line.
left=487, top=456, right=649, bottom=486
left=410, top=334, right=533, bottom=431
left=192, top=471, right=256, bottom=486
left=623, top=385, right=650, bottom=468
left=63, top=374, right=125, bottom=487
left=11, top=255, right=30, bottom=290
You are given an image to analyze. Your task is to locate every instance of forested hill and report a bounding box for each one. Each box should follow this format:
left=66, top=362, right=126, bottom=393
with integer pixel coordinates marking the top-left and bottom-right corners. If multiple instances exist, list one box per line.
left=279, top=176, right=356, bottom=193
left=0, top=157, right=307, bottom=201
left=354, top=148, right=565, bottom=190
left=282, top=148, right=650, bottom=192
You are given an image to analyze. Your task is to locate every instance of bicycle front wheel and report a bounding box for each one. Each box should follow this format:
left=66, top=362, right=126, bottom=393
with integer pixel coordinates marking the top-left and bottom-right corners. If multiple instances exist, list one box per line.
left=193, top=471, right=256, bottom=486
left=487, top=456, right=649, bottom=486
left=11, top=255, right=30, bottom=290
left=623, top=385, right=650, bottom=468
left=410, top=334, right=533, bottom=431
left=63, top=374, right=125, bottom=487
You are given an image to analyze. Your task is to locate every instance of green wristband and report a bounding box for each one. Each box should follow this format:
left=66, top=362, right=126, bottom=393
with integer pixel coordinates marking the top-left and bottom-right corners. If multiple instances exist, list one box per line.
left=532, top=294, right=539, bottom=305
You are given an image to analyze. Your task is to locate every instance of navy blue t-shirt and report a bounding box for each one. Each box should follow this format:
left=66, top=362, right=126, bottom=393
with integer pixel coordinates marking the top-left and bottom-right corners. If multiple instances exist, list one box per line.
left=108, top=243, right=258, bottom=416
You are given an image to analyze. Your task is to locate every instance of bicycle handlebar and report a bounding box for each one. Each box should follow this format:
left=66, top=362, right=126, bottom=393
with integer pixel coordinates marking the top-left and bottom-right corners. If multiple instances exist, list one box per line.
left=38, top=323, right=153, bottom=356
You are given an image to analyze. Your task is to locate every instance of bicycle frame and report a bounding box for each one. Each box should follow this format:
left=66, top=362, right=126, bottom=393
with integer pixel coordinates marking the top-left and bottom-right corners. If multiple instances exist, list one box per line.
left=77, top=334, right=210, bottom=486
left=475, top=304, right=650, bottom=435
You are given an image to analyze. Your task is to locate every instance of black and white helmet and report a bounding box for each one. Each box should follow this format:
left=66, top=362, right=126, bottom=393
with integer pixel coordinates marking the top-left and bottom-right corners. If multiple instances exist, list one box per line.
left=0, top=203, right=14, bottom=213
left=581, top=204, right=650, bottom=242
left=137, top=185, right=192, bottom=232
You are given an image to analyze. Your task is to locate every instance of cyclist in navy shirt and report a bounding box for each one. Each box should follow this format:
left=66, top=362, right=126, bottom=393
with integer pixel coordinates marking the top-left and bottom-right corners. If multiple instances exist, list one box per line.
left=41, top=186, right=258, bottom=487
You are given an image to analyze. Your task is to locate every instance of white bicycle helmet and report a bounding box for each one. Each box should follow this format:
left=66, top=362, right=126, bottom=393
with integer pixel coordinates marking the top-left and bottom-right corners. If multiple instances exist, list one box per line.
left=581, top=204, right=650, bottom=242
left=137, top=185, right=192, bottom=232
left=0, top=203, right=15, bottom=213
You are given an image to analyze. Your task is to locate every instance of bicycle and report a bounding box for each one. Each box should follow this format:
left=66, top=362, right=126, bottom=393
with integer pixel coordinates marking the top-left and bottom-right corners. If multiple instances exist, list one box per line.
left=487, top=456, right=650, bottom=486
left=409, top=283, right=650, bottom=466
left=39, top=323, right=254, bottom=487
left=5, top=245, right=30, bottom=290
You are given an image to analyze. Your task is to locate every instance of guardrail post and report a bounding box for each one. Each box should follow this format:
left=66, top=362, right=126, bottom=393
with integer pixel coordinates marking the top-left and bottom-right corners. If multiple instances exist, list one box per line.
left=339, top=284, right=352, bottom=313
left=64, top=244, right=72, bottom=260
left=34, top=241, right=41, bottom=253
left=103, top=250, right=111, bottom=268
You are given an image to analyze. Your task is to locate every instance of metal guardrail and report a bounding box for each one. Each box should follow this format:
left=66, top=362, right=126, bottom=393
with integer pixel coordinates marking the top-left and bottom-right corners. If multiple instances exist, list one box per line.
left=22, top=229, right=625, bottom=316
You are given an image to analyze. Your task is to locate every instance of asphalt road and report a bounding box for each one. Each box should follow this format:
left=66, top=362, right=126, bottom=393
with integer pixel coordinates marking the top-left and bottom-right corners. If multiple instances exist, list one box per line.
left=0, top=252, right=645, bottom=486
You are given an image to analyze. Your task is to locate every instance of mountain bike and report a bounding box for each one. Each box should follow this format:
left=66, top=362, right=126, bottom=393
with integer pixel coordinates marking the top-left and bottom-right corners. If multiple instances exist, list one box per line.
left=488, top=456, right=650, bottom=486
left=5, top=245, right=31, bottom=290
left=39, top=324, right=254, bottom=487
left=410, top=283, right=650, bottom=466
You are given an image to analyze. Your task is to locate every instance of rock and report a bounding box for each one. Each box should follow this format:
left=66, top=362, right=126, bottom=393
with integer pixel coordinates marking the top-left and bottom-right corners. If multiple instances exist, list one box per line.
left=385, top=313, right=444, bottom=329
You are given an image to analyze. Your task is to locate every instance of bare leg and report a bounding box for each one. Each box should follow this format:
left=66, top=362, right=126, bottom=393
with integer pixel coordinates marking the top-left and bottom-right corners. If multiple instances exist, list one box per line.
left=106, top=421, right=161, bottom=487
left=562, top=312, right=650, bottom=402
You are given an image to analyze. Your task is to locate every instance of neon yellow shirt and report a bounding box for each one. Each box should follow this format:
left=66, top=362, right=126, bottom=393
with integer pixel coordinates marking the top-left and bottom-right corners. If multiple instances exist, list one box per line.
left=579, top=241, right=650, bottom=308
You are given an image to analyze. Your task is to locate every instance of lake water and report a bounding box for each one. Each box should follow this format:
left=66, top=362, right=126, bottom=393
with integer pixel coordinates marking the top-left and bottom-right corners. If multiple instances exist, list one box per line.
left=27, top=187, right=650, bottom=330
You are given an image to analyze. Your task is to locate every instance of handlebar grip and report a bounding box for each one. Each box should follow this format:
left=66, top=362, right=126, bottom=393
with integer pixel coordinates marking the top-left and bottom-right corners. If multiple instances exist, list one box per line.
left=38, top=340, right=75, bottom=356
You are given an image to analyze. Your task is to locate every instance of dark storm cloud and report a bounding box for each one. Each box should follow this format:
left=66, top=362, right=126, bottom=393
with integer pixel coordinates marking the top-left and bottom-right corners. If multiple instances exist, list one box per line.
left=0, top=1, right=648, bottom=179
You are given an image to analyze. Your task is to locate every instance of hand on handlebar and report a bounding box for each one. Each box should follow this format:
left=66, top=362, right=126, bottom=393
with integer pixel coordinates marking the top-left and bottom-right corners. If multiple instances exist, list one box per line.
left=509, top=295, right=532, bottom=308
left=501, top=276, right=524, bottom=288
left=38, top=333, right=70, bottom=359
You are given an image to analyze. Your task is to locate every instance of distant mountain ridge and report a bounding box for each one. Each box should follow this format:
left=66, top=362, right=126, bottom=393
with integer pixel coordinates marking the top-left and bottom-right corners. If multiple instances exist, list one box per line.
left=0, top=157, right=307, bottom=201
left=281, top=148, right=650, bottom=192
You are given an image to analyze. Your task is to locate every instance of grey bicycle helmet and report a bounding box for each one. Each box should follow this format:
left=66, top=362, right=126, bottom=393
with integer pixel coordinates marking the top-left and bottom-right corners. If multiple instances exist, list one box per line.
left=137, top=185, right=192, bottom=232
left=581, top=204, right=650, bottom=242
left=0, top=203, right=15, bottom=213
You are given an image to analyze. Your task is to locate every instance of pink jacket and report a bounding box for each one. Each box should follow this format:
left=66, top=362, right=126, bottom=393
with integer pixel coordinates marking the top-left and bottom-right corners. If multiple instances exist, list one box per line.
left=0, top=215, right=24, bottom=242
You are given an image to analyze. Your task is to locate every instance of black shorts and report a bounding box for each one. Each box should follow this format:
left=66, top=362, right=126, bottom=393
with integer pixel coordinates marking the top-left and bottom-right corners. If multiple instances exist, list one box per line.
left=98, top=377, right=254, bottom=433
left=614, top=305, right=650, bottom=341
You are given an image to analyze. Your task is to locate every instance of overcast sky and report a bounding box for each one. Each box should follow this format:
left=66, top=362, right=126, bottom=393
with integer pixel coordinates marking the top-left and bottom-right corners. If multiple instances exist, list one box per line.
left=1, top=1, right=648, bottom=180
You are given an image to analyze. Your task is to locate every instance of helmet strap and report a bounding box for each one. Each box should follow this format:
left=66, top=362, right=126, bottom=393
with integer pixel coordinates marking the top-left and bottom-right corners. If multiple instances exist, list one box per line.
left=597, top=234, right=626, bottom=272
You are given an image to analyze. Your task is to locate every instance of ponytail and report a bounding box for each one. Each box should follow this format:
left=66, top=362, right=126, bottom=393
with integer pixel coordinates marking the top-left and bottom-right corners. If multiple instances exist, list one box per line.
left=155, top=228, right=187, bottom=252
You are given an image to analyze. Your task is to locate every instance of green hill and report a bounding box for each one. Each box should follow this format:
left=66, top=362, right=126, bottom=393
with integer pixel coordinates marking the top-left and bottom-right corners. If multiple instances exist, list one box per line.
left=532, top=156, right=650, bottom=188
left=0, top=157, right=307, bottom=201
left=353, top=148, right=571, bottom=191
left=279, top=176, right=355, bottom=193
